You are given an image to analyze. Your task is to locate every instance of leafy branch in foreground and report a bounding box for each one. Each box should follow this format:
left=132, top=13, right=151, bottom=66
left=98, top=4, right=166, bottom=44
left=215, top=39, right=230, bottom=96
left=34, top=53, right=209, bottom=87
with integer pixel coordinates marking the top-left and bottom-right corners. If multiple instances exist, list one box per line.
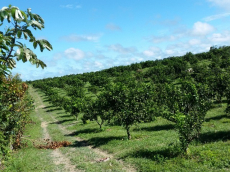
left=0, top=5, right=52, bottom=69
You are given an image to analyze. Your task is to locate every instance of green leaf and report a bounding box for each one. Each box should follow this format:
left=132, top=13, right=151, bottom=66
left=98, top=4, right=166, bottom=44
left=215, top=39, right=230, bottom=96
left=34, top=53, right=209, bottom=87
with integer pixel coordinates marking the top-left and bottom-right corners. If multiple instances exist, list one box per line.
left=23, top=31, right=28, bottom=40
left=16, top=41, right=23, bottom=47
left=34, top=14, right=44, bottom=24
left=11, top=44, right=22, bottom=49
left=25, top=48, right=31, bottom=61
left=10, top=8, right=16, bottom=20
left=23, top=29, right=35, bottom=39
left=36, top=40, right=44, bottom=52
left=20, top=10, right=27, bottom=21
left=15, top=9, right=24, bottom=20
left=41, top=39, right=53, bottom=51
left=17, top=30, right=22, bottom=38
left=31, top=20, right=44, bottom=30
left=7, top=13, right=11, bottom=23
left=7, top=58, right=16, bottom=68
left=33, top=41, right=37, bottom=49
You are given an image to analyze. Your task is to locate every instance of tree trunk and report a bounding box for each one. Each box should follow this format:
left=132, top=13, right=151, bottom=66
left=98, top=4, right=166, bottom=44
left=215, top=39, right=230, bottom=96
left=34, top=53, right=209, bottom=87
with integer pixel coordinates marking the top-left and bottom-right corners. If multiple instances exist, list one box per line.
left=126, top=126, right=131, bottom=140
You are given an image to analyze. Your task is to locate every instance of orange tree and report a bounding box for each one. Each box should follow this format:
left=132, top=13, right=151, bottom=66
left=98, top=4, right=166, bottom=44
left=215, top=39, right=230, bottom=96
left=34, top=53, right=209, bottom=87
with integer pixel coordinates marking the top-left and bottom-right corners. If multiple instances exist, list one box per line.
left=83, top=80, right=157, bottom=139
left=162, top=80, right=212, bottom=153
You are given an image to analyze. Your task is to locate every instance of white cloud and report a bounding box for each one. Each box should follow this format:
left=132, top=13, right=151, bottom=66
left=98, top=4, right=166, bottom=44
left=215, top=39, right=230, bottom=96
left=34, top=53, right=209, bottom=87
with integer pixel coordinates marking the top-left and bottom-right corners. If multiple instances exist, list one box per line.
left=148, top=17, right=180, bottom=27
left=162, top=30, right=230, bottom=56
left=94, top=61, right=103, bottom=68
left=143, top=50, right=154, bottom=57
left=106, top=23, right=121, bottom=31
left=61, top=34, right=101, bottom=42
left=188, top=39, right=201, bottom=45
left=207, top=0, right=230, bottom=11
left=53, top=53, right=63, bottom=60
left=60, top=4, right=73, bottom=8
left=143, top=47, right=163, bottom=58
left=146, top=22, right=214, bottom=44
left=208, top=31, right=230, bottom=43
left=64, top=48, right=85, bottom=60
left=149, top=35, right=178, bottom=43
left=108, top=44, right=137, bottom=54
left=165, top=49, right=177, bottom=55
left=76, top=5, right=82, bottom=9
left=191, top=22, right=215, bottom=36
left=60, top=4, right=82, bottom=9
left=166, top=41, right=211, bottom=55
left=203, top=13, right=230, bottom=21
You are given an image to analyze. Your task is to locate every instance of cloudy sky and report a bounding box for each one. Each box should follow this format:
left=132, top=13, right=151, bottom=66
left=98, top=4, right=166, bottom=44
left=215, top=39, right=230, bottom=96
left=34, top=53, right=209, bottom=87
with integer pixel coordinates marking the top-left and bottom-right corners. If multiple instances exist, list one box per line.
left=2, top=0, right=230, bottom=81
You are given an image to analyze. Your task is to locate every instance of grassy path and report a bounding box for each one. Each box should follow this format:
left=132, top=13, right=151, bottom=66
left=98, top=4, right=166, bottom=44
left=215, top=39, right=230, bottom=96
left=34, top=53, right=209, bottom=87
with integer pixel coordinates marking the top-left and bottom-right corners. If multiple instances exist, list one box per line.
left=6, top=86, right=230, bottom=171
left=4, top=86, right=136, bottom=172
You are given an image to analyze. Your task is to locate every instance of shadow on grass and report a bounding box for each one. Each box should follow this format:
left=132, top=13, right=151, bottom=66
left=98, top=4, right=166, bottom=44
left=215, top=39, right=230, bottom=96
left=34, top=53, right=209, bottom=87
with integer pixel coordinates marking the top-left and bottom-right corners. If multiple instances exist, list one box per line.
left=42, top=105, right=56, bottom=109
left=56, top=112, right=66, bottom=115
left=199, top=130, right=230, bottom=143
left=45, top=107, right=63, bottom=112
left=58, top=114, right=72, bottom=118
left=50, top=119, right=73, bottom=125
left=205, top=114, right=230, bottom=122
left=43, top=98, right=50, bottom=102
left=212, top=100, right=228, bottom=104
left=65, top=128, right=99, bottom=136
left=133, top=124, right=175, bottom=132
left=69, top=136, right=123, bottom=148
left=40, top=95, right=46, bottom=98
left=68, top=140, right=89, bottom=147
left=88, top=136, right=124, bottom=148
left=122, top=148, right=180, bottom=162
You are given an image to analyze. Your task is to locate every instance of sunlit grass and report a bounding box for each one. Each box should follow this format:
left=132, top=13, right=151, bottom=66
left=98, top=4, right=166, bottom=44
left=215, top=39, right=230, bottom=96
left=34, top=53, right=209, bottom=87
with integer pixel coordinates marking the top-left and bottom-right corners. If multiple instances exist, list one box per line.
left=6, top=86, right=230, bottom=171
left=63, top=98, right=230, bottom=171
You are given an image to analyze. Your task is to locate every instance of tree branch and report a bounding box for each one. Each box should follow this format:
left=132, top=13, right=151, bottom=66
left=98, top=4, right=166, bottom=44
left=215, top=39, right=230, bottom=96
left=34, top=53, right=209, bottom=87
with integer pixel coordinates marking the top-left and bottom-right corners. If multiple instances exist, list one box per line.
left=5, top=21, right=18, bottom=61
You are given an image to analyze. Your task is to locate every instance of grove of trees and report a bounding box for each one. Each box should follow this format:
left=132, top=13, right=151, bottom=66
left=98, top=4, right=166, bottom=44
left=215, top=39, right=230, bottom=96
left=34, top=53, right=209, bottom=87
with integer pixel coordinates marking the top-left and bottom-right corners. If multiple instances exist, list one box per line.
left=1, top=4, right=230, bottom=165
left=31, top=45, right=230, bottom=154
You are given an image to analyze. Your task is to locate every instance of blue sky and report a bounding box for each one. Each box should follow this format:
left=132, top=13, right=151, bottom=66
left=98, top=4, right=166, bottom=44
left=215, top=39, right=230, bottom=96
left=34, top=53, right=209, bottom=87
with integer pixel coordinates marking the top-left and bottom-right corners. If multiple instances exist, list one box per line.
left=1, top=0, right=230, bottom=81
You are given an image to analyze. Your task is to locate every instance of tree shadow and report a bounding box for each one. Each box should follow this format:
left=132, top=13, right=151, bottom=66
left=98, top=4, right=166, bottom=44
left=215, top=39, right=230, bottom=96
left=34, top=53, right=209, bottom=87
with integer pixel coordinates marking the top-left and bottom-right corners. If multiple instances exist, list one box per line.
left=65, top=128, right=99, bottom=136
left=213, top=100, right=228, bottom=104
left=205, top=114, right=230, bottom=122
left=50, top=119, right=73, bottom=125
left=42, top=105, right=56, bottom=109
left=58, top=114, right=72, bottom=118
left=68, top=140, right=90, bottom=147
left=121, top=148, right=180, bottom=162
left=43, top=98, right=50, bottom=102
left=45, top=107, right=63, bottom=112
left=199, top=130, right=230, bottom=143
left=56, top=112, right=66, bottom=115
left=68, top=136, right=124, bottom=148
left=133, top=124, right=175, bottom=132
left=88, top=136, right=124, bottom=148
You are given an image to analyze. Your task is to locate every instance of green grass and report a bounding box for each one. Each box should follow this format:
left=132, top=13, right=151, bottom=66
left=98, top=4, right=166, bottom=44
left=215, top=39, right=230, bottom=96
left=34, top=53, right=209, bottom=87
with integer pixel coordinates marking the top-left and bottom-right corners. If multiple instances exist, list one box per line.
left=53, top=87, right=68, bottom=97
left=3, top=98, right=63, bottom=171
left=4, top=87, right=129, bottom=171
left=59, top=97, right=230, bottom=171
left=5, top=86, right=230, bottom=171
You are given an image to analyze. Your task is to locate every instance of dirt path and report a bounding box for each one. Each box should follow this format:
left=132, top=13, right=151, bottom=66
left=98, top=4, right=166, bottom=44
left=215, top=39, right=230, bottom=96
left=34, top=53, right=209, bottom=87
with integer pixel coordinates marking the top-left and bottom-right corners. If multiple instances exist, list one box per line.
left=29, top=86, right=136, bottom=172
left=32, top=88, right=80, bottom=172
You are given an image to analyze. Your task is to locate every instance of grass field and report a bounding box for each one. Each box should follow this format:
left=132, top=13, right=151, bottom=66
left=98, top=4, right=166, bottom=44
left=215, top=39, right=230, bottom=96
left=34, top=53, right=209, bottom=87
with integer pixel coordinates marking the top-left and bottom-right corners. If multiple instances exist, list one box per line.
left=4, top=85, right=230, bottom=171
left=64, top=102, right=230, bottom=171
